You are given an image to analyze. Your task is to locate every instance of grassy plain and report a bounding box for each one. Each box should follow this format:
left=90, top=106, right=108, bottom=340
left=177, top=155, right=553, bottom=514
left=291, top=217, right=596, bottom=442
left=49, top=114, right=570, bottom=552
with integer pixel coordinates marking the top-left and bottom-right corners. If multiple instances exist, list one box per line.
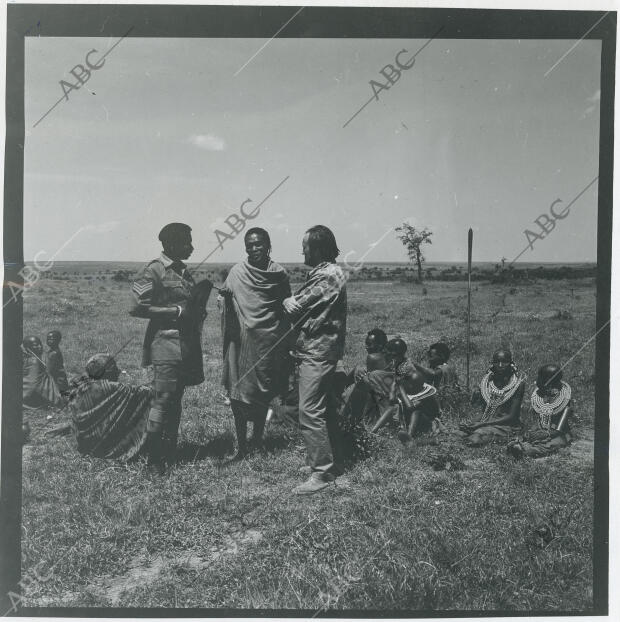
left=20, top=270, right=597, bottom=611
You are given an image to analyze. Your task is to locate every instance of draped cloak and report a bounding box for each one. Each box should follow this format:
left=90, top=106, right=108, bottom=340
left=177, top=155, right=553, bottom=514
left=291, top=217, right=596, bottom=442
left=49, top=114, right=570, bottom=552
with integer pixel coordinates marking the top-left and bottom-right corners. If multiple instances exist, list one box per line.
left=67, top=376, right=154, bottom=461
left=222, top=260, right=292, bottom=407
left=23, top=348, right=64, bottom=409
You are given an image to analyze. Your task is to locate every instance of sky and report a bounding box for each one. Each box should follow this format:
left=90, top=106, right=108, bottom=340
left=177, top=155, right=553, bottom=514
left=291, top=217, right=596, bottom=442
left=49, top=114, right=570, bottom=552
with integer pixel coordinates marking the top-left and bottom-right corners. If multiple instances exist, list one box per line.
left=23, top=35, right=601, bottom=264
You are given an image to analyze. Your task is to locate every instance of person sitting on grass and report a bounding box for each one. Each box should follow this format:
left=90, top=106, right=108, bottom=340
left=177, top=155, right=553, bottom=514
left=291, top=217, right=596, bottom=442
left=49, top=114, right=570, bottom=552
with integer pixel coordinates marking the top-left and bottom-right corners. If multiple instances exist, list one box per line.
left=45, top=330, right=69, bottom=394
left=507, top=364, right=573, bottom=459
left=456, top=349, right=525, bottom=446
left=370, top=370, right=439, bottom=438
left=47, top=354, right=154, bottom=463
left=22, top=336, right=64, bottom=410
left=340, top=351, right=392, bottom=425
left=337, top=352, right=389, bottom=462
left=385, top=337, right=415, bottom=378
left=413, top=342, right=459, bottom=389
left=345, top=338, right=414, bottom=430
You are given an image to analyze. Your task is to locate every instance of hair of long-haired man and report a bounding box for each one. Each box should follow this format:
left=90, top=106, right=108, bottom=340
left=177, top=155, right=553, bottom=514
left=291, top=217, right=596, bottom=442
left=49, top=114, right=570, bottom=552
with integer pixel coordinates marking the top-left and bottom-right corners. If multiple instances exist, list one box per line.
left=305, top=225, right=340, bottom=262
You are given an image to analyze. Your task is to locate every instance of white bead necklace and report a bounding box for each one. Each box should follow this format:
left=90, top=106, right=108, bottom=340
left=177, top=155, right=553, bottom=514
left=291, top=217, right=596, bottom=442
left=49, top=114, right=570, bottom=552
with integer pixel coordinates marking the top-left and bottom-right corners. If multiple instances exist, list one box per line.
left=479, top=371, right=523, bottom=421
left=531, top=382, right=571, bottom=429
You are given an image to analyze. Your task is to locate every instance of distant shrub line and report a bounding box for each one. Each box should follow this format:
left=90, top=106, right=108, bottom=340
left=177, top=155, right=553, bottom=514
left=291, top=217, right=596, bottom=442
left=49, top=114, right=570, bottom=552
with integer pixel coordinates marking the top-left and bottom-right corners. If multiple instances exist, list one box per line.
left=36, top=264, right=596, bottom=284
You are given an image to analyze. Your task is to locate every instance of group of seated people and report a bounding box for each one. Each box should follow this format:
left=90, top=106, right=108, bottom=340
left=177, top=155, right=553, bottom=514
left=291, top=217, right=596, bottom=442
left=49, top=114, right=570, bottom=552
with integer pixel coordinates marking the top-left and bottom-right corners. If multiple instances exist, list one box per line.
left=326, top=329, right=574, bottom=460
left=22, top=326, right=574, bottom=464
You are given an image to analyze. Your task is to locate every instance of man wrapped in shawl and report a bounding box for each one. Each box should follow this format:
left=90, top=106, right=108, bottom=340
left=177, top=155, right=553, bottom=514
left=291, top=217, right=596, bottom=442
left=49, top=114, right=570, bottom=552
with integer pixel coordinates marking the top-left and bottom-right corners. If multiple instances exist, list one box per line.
left=48, top=354, right=154, bottom=462
left=22, top=336, right=64, bottom=410
left=220, top=227, right=292, bottom=459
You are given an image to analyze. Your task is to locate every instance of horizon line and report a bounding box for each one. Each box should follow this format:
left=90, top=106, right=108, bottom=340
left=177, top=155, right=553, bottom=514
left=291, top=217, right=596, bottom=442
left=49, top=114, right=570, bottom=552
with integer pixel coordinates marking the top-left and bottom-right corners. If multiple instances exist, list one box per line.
left=22, top=259, right=598, bottom=266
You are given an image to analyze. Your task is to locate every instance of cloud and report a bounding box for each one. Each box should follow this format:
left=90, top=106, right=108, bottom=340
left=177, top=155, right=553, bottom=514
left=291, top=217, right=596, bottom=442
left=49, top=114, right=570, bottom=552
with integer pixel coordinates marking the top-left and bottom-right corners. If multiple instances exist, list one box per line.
left=587, top=89, right=601, bottom=103
left=188, top=134, right=226, bottom=151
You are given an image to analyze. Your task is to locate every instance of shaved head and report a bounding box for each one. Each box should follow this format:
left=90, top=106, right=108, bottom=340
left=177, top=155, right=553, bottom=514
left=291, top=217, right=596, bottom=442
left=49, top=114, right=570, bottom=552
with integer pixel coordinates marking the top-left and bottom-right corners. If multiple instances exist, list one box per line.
left=537, top=364, right=562, bottom=390
left=401, top=371, right=425, bottom=395
left=23, top=336, right=43, bottom=356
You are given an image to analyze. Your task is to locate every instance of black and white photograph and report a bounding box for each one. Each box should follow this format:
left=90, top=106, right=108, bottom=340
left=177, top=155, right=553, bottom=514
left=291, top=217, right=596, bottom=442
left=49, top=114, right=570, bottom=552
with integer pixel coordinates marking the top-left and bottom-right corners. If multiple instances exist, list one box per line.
left=0, top=1, right=614, bottom=616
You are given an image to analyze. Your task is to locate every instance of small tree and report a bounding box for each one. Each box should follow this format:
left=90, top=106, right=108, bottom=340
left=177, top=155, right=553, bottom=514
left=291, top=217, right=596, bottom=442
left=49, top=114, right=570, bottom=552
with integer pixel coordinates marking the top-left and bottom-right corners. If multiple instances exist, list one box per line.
left=395, top=223, right=433, bottom=282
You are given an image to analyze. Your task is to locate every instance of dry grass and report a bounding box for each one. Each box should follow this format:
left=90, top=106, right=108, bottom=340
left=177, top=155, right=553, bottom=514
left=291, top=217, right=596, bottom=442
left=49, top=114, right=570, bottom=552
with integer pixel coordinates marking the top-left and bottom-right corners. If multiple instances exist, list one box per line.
left=20, top=272, right=596, bottom=611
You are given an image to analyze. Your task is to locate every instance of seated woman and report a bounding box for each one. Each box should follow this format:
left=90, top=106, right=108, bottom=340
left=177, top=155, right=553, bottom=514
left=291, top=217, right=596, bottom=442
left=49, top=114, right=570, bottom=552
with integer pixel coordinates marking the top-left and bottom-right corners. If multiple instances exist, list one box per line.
left=22, top=336, right=64, bottom=410
left=413, top=342, right=458, bottom=388
left=371, top=370, right=439, bottom=437
left=457, top=349, right=525, bottom=446
left=48, top=354, right=154, bottom=462
left=507, top=364, right=573, bottom=459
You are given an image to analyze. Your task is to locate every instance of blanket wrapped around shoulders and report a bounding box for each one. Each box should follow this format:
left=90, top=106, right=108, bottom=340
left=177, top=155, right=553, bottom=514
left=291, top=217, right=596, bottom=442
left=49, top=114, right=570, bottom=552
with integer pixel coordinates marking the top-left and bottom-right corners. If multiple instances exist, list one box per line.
left=222, top=260, right=293, bottom=407
left=67, top=376, right=154, bottom=461
left=23, top=348, right=64, bottom=409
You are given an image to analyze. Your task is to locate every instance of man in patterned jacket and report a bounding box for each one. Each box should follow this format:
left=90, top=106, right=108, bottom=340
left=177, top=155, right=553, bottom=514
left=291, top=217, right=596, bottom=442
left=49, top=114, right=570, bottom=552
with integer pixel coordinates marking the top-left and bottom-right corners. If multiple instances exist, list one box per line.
left=284, top=225, right=347, bottom=495
left=129, top=223, right=206, bottom=474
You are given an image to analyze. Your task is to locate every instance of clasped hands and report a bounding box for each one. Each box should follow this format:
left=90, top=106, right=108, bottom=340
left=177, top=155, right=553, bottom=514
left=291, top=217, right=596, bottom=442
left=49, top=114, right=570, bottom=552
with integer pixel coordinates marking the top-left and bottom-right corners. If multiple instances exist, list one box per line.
left=283, top=296, right=302, bottom=314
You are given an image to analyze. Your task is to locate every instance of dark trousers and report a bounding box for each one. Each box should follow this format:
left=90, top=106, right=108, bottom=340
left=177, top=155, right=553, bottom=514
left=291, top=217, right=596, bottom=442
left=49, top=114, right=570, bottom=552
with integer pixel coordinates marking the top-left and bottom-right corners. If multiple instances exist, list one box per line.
left=298, top=357, right=342, bottom=475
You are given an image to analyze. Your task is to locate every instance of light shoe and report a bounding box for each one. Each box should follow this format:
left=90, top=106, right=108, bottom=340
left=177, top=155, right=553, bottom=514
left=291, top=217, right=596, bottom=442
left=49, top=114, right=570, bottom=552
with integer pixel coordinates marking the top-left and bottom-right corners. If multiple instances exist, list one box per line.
left=299, top=465, right=342, bottom=477
left=292, top=472, right=332, bottom=495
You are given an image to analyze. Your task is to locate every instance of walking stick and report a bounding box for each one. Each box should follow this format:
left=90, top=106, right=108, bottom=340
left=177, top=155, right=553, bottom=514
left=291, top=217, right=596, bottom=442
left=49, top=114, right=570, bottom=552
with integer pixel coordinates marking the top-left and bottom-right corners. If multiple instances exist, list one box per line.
left=466, top=228, right=473, bottom=392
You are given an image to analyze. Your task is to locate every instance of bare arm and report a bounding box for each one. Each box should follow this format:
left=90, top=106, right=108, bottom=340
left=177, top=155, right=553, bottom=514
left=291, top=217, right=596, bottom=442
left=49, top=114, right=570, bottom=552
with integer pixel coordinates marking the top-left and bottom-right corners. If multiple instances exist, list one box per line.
left=413, top=362, right=441, bottom=384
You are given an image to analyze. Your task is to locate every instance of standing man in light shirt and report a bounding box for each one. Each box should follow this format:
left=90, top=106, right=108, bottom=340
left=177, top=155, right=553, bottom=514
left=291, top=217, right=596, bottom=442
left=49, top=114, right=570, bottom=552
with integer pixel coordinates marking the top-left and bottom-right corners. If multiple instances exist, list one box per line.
left=283, top=225, right=347, bottom=495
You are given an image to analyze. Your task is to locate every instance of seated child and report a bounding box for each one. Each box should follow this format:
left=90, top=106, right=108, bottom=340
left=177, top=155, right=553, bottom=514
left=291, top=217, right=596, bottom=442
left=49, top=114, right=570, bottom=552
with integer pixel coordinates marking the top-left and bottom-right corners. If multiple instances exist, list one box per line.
left=507, top=364, right=573, bottom=459
left=358, top=338, right=415, bottom=430
left=371, top=370, right=439, bottom=438
left=413, top=342, right=459, bottom=388
left=397, top=372, right=441, bottom=442
left=457, top=349, right=525, bottom=446
left=45, top=330, right=69, bottom=393
left=365, top=328, right=388, bottom=355
left=339, top=351, right=391, bottom=426
left=385, top=337, right=415, bottom=378
left=342, top=328, right=389, bottom=387
left=337, top=352, right=388, bottom=461
left=22, top=336, right=64, bottom=409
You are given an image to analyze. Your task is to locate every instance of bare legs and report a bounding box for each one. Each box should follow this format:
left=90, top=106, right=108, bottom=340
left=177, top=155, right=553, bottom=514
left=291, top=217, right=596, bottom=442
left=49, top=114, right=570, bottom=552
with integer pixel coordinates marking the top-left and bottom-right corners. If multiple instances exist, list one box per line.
left=230, top=399, right=268, bottom=460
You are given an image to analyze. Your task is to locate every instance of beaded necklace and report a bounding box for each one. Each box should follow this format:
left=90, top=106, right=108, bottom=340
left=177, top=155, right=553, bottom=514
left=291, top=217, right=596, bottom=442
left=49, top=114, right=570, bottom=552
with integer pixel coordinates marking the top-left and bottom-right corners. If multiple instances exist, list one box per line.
left=405, top=383, right=437, bottom=404
left=479, top=371, right=523, bottom=421
left=530, top=382, right=571, bottom=430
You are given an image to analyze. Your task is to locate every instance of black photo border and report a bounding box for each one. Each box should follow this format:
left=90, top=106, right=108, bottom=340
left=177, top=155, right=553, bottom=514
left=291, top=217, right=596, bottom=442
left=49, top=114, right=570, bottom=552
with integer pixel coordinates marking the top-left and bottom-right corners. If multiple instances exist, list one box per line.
left=1, top=3, right=614, bottom=618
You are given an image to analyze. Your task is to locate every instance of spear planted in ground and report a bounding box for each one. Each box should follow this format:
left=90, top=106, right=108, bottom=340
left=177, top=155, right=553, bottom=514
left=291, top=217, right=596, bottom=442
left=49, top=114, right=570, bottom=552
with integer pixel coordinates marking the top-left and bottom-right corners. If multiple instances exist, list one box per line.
left=466, top=228, right=473, bottom=392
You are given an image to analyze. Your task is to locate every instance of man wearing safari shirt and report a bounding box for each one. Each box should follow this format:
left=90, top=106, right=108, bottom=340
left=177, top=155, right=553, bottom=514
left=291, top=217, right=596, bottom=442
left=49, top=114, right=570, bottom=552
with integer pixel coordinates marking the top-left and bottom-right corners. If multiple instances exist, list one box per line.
left=283, top=225, right=347, bottom=495
left=130, top=223, right=207, bottom=475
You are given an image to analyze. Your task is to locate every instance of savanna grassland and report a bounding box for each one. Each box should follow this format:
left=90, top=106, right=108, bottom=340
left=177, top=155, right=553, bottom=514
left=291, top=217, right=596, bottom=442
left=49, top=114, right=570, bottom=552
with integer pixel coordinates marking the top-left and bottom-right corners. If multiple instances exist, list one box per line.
left=19, top=268, right=597, bottom=611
